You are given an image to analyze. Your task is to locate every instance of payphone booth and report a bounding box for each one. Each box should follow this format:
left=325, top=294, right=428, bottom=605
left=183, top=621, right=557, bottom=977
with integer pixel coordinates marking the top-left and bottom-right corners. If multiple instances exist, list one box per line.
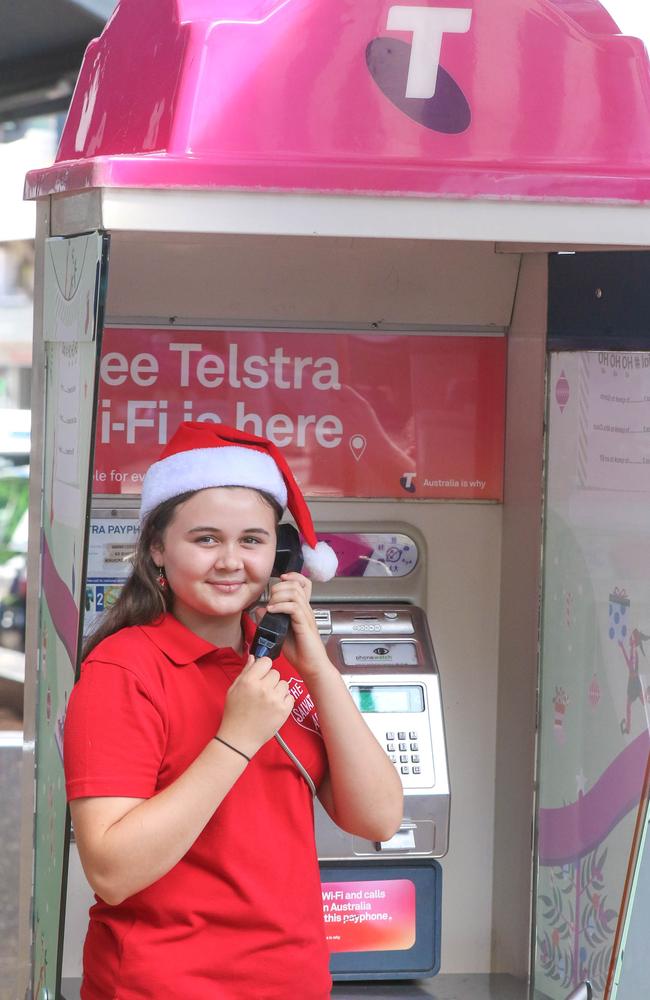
left=17, top=1, right=650, bottom=999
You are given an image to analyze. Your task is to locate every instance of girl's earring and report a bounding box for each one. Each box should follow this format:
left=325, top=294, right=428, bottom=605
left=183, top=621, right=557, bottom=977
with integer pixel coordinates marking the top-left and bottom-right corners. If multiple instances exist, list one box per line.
left=157, top=566, right=169, bottom=591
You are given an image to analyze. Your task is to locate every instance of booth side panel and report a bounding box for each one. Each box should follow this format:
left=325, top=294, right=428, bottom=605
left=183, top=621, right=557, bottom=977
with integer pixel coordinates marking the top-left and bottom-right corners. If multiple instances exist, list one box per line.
left=492, top=252, right=548, bottom=975
left=19, top=227, right=108, bottom=1000
left=17, top=197, right=51, bottom=1000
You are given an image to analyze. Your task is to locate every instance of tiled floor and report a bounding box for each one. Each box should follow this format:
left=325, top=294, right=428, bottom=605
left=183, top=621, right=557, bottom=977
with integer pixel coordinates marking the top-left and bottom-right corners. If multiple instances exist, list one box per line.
left=0, top=741, right=22, bottom=1000
left=0, top=655, right=25, bottom=999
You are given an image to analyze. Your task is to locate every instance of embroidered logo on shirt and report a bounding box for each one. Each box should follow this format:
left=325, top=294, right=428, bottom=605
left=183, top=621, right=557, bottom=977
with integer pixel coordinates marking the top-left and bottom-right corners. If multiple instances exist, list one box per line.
left=288, top=677, right=322, bottom=738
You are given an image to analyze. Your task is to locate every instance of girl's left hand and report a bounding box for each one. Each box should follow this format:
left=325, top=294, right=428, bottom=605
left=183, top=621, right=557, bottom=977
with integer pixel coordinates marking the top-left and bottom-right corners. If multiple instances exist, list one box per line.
left=261, top=572, right=331, bottom=678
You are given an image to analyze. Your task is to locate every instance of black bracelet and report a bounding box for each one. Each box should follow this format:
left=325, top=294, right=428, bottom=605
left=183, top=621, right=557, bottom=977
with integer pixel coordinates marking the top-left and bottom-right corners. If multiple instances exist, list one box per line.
left=214, top=736, right=251, bottom=763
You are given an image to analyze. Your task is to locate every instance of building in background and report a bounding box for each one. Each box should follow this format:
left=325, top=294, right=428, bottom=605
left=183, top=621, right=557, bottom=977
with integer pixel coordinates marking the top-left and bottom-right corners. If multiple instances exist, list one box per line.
left=0, top=117, right=60, bottom=410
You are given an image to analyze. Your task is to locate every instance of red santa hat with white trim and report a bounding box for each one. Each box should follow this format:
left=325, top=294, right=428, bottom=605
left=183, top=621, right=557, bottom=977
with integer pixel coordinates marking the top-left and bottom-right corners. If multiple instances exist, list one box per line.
left=140, top=421, right=338, bottom=582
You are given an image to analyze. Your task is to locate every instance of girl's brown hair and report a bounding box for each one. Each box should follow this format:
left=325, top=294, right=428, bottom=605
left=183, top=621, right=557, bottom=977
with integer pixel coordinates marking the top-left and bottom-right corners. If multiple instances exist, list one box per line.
left=82, top=487, right=282, bottom=659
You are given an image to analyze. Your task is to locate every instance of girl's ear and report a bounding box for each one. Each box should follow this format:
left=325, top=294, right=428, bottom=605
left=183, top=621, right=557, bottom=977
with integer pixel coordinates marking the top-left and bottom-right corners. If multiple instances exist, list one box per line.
left=149, top=541, right=164, bottom=567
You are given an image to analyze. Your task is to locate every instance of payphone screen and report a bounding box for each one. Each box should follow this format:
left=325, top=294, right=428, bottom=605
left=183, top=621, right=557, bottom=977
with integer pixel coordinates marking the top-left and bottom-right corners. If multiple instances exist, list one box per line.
left=350, top=685, right=425, bottom=713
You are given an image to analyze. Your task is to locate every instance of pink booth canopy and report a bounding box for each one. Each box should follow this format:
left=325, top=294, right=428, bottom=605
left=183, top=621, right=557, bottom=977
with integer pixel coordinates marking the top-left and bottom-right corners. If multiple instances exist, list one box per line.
left=25, top=0, right=650, bottom=203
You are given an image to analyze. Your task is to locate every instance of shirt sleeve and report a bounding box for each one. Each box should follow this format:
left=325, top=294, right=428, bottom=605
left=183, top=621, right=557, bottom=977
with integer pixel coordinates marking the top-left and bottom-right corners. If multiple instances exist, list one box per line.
left=64, top=658, right=167, bottom=801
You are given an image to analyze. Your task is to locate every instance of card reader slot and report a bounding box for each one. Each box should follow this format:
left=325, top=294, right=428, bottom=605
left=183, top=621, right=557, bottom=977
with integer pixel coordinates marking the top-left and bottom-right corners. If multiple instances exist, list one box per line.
left=351, top=821, right=436, bottom=857
left=313, top=608, right=332, bottom=634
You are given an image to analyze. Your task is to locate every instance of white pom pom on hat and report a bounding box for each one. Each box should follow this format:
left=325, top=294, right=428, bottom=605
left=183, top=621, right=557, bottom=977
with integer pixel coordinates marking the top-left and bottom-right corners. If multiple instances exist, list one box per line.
left=301, top=540, right=339, bottom=584
left=140, top=421, right=338, bottom=582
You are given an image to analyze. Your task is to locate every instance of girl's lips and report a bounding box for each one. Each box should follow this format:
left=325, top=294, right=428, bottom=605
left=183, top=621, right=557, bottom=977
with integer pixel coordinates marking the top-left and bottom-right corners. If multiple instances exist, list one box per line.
left=209, top=581, right=244, bottom=591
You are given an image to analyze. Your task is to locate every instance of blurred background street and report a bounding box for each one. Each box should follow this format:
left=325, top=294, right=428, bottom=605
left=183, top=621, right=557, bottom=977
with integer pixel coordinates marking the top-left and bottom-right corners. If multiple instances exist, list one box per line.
left=0, top=732, right=21, bottom=1000
left=0, top=4, right=118, bottom=996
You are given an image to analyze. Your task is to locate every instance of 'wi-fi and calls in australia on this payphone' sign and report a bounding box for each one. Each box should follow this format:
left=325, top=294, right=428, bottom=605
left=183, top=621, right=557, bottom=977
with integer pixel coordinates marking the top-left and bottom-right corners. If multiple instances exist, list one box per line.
left=93, top=328, right=505, bottom=501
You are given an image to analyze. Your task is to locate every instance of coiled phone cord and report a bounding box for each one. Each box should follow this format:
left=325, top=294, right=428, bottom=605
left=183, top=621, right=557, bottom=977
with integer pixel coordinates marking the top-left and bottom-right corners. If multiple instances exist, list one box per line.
left=274, top=732, right=317, bottom=797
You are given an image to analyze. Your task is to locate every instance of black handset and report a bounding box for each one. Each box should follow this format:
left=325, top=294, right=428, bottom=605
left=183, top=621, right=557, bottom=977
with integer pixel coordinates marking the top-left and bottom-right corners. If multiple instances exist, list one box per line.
left=251, top=524, right=304, bottom=660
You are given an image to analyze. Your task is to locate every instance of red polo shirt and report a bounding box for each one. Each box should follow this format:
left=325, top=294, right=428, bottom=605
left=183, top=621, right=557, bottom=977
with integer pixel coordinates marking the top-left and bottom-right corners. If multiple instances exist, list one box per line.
left=64, top=613, right=331, bottom=1000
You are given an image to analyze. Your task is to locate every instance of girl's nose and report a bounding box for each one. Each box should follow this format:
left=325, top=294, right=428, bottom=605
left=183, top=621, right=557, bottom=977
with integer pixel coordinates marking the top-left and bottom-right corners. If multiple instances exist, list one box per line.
left=214, top=544, right=242, bottom=569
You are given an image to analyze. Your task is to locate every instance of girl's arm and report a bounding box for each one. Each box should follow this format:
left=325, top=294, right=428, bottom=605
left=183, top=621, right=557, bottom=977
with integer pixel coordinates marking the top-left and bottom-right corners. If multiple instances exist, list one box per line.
left=71, top=740, right=246, bottom=905
left=71, top=654, right=293, bottom=905
left=266, top=575, right=404, bottom=842
left=309, top=664, right=404, bottom=842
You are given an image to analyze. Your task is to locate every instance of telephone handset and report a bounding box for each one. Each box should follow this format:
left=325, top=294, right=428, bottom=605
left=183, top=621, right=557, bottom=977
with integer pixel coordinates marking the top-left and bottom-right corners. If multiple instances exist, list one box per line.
left=252, top=523, right=304, bottom=660
left=252, top=524, right=318, bottom=796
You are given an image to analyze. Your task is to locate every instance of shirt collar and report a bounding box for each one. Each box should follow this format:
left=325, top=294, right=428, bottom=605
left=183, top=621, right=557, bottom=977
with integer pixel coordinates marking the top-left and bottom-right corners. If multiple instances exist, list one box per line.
left=139, top=612, right=254, bottom=667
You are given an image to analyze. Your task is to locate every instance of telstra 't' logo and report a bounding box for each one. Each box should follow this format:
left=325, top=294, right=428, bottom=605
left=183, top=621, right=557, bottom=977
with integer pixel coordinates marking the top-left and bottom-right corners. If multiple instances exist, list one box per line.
left=367, top=5, right=472, bottom=134
left=400, top=472, right=417, bottom=493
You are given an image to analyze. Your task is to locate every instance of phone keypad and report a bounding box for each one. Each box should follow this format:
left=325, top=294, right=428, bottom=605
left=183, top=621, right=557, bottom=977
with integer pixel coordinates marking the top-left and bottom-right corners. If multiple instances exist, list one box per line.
left=384, top=728, right=427, bottom=778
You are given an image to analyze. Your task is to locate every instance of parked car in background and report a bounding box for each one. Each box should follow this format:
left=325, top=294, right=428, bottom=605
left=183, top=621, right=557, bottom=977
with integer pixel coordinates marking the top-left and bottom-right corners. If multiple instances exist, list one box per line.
left=0, top=409, right=30, bottom=465
left=0, top=555, right=26, bottom=651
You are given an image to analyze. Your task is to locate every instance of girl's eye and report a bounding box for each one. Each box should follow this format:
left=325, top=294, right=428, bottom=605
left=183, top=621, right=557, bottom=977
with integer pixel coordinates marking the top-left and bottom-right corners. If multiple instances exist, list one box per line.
left=242, top=536, right=262, bottom=546
left=196, top=534, right=218, bottom=544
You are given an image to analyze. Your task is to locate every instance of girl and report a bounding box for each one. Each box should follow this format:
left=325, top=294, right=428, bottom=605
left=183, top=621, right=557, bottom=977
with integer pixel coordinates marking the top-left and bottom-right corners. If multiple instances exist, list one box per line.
left=64, top=421, right=403, bottom=1000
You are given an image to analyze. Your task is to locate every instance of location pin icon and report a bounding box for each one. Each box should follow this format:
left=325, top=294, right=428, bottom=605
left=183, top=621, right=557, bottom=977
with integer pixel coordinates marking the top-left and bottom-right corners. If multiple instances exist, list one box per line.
left=349, top=434, right=367, bottom=462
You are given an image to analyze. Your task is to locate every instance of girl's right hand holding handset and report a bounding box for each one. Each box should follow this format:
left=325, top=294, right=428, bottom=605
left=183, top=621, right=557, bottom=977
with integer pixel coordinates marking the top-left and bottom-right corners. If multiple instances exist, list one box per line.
left=217, top=655, right=294, bottom=760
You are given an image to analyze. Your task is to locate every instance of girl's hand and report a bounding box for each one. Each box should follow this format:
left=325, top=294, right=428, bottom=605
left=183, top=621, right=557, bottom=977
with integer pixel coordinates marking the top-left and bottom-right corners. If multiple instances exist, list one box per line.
left=218, top=655, right=294, bottom=758
left=263, top=572, right=332, bottom=679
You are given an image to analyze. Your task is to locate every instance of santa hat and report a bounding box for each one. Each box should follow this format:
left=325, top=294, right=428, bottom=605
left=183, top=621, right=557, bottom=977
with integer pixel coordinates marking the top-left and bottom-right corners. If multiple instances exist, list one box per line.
left=140, top=422, right=338, bottom=582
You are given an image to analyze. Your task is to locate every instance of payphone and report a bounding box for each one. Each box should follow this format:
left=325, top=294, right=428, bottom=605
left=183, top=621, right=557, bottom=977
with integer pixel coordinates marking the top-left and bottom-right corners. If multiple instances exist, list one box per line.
left=306, top=528, right=450, bottom=980
left=315, top=603, right=450, bottom=861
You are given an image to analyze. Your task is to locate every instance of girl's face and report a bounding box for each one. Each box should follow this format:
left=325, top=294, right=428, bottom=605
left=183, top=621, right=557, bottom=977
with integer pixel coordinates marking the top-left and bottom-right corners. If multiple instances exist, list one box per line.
left=150, top=487, right=277, bottom=636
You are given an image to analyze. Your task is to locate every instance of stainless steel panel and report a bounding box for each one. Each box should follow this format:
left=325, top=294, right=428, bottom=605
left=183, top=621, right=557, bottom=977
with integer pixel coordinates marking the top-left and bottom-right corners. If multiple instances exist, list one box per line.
left=316, top=603, right=450, bottom=861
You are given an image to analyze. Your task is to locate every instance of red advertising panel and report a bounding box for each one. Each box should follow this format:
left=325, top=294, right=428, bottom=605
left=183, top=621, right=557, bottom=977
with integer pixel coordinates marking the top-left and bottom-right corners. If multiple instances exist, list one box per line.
left=323, top=879, right=416, bottom=953
left=95, top=328, right=505, bottom=500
